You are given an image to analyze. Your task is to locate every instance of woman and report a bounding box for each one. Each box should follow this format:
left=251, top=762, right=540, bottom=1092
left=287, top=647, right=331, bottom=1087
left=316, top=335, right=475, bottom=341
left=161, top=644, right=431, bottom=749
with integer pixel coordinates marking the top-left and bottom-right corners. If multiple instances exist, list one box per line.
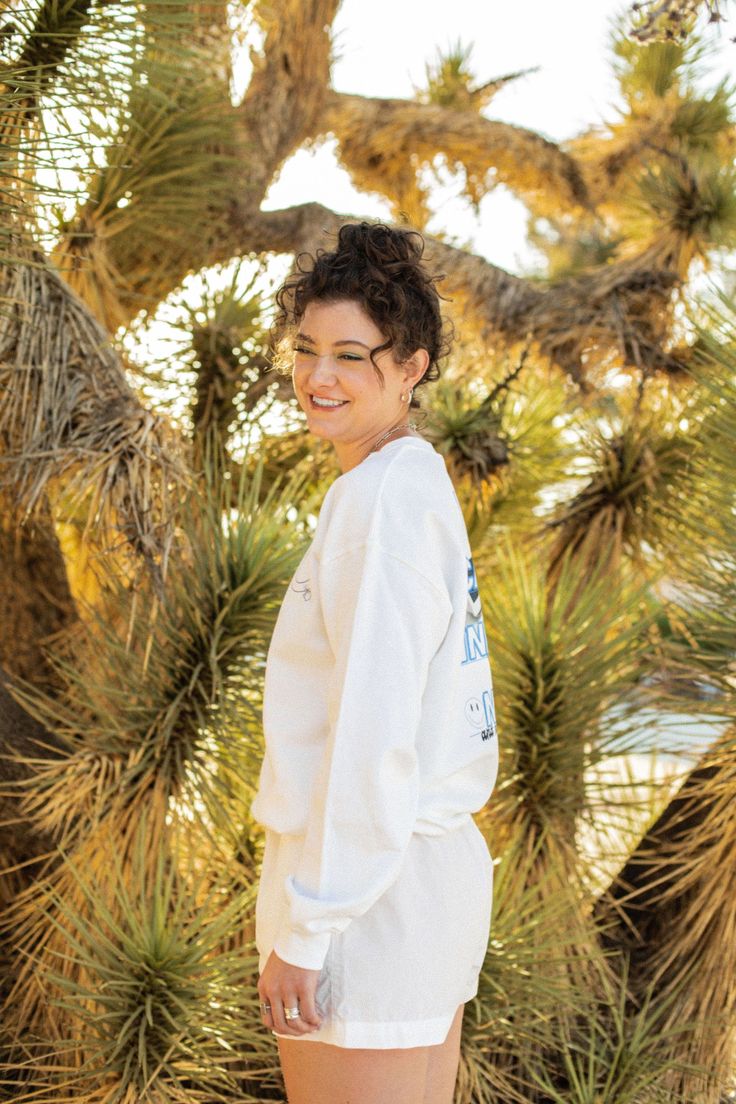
left=251, top=222, right=498, bottom=1104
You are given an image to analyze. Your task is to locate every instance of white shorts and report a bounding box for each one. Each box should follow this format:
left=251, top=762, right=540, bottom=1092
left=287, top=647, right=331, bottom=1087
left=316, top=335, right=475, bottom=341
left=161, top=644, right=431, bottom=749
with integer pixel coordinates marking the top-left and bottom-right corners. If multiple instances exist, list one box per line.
left=255, top=817, right=493, bottom=1049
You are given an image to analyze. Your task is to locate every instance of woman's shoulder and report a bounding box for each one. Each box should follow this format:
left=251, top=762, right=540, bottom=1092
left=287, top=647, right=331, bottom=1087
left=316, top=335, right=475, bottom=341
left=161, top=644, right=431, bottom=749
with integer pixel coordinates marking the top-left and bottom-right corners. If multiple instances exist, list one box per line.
left=323, top=438, right=454, bottom=522
left=376, top=437, right=456, bottom=508
left=315, top=439, right=466, bottom=565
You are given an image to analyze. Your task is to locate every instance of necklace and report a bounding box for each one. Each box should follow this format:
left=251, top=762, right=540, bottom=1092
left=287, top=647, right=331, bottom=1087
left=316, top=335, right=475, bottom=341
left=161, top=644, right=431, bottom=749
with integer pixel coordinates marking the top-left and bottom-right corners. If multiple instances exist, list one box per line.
left=369, top=421, right=417, bottom=454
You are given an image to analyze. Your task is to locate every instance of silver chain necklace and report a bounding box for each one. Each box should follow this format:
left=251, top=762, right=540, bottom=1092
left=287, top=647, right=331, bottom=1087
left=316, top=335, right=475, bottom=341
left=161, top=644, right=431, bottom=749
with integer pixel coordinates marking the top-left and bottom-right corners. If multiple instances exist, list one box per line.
left=369, top=421, right=417, bottom=454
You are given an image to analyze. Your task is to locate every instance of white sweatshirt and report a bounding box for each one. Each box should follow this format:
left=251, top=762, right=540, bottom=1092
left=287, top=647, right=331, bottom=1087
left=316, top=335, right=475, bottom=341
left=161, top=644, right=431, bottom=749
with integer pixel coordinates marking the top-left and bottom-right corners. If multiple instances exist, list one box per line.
left=251, top=436, right=498, bottom=970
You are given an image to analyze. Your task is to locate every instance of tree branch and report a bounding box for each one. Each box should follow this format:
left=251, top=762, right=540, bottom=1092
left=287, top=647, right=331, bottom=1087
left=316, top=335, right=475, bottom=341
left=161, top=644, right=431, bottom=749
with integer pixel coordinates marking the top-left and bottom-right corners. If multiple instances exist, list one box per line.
left=594, top=729, right=736, bottom=1087
left=228, top=203, right=685, bottom=387
left=51, top=0, right=340, bottom=331
left=628, top=0, right=729, bottom=41
left=319, top=90, right=592, bottom=226
left=0, top=244, right=187, bottom=592
left=238, top=0, right=340, bottom=195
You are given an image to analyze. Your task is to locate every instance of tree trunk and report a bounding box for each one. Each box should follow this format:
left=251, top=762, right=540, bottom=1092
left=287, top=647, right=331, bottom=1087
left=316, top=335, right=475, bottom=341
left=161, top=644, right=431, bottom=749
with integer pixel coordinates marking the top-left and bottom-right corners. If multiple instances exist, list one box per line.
left=0, top=496, right=73, bottom=877
left=0, top=495, right=77, bottom=691
left=595, top=730, right=736, bottom=1096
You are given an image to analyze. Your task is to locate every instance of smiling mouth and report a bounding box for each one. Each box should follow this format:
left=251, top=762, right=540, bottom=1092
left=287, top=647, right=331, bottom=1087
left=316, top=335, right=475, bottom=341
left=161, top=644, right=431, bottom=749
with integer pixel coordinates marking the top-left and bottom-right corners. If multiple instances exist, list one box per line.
left=310, top=394, right=349, bottom=410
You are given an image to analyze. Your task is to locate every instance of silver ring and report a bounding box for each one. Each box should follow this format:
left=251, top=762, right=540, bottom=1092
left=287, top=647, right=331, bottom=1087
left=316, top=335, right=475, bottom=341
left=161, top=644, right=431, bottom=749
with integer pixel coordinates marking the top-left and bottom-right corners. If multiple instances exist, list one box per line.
left=260, top=1001, right=271, bottom=1014
left=284, top=1006, right=300, bottom=1020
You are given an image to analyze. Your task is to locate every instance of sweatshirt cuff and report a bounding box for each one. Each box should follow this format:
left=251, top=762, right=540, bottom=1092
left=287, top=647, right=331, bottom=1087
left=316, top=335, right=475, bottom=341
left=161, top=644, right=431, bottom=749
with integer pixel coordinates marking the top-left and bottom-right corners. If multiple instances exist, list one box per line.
left=273, top=925, right=332, bottom=971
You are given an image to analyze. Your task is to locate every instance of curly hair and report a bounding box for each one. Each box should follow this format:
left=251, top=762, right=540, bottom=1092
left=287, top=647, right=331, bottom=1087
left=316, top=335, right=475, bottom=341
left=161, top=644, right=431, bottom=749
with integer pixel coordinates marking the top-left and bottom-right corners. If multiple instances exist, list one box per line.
left=271, top=222, right=452, bottom=409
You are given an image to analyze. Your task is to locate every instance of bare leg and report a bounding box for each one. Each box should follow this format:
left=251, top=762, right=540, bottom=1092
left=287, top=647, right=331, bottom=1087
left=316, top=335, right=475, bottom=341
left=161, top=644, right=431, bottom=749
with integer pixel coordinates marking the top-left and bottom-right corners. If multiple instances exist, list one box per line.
left=277, top=1005, right=465, bottom=1104
left=423, top=1005, right=463, bottom=1104
left=278, top=1038, right=429, bottom=1104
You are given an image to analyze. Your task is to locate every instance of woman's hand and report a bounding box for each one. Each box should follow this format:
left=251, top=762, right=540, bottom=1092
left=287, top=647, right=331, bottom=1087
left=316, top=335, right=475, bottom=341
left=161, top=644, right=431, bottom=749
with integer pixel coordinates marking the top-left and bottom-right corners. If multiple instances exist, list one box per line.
left=258, top=950, right=323, bottom=1036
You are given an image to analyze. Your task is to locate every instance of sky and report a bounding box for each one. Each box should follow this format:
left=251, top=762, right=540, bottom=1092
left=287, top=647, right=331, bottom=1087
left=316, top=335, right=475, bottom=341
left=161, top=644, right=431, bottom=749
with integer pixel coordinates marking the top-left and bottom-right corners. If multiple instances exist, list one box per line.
left=259, top=0, right=734, bottom=275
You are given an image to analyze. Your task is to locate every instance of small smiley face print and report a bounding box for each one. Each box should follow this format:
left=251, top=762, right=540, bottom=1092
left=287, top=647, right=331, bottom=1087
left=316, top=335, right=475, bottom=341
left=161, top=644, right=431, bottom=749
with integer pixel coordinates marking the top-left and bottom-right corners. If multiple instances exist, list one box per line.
left=464, top=697, right=483, bottom=729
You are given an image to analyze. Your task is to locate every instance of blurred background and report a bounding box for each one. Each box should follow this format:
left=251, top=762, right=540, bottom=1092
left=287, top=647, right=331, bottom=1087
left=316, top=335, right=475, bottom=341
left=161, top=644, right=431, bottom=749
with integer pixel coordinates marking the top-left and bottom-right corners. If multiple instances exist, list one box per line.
left=1, top=1, right=736, bottom=1100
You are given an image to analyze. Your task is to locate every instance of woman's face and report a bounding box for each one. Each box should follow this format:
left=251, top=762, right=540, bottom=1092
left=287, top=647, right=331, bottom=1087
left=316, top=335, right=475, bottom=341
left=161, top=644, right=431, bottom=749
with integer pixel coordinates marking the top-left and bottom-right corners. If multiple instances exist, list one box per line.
left=291, top=299, right=426, bottom=470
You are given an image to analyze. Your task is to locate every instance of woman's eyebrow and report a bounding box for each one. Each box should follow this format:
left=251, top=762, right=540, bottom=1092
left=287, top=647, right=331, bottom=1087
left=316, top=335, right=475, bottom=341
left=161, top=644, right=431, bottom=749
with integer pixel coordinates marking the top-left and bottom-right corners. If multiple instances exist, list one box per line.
left=295, top=332, right=371, bottom=350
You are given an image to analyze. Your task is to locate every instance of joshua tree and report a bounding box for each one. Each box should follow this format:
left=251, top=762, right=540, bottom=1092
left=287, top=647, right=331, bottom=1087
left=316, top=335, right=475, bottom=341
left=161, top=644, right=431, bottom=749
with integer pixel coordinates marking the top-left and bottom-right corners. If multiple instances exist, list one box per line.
left=1, top=1, right=735, bottom=1099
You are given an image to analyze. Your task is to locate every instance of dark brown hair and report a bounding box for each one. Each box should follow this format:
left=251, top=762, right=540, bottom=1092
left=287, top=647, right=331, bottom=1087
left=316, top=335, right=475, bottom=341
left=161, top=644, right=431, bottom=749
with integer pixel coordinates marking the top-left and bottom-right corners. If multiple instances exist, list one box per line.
left=272, top=221, right=452, bottom=408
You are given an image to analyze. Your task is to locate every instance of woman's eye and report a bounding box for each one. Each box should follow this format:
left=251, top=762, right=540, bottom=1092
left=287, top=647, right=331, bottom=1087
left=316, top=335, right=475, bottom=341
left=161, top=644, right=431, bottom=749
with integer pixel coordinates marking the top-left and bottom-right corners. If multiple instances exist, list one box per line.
left=293, top=347, right=363, bottom=361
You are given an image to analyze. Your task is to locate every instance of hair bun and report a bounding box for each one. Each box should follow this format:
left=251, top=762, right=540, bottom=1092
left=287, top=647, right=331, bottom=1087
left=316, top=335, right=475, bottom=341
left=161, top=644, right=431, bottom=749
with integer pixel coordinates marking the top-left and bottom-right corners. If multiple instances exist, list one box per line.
left=337, top=222, right=424, bottom=268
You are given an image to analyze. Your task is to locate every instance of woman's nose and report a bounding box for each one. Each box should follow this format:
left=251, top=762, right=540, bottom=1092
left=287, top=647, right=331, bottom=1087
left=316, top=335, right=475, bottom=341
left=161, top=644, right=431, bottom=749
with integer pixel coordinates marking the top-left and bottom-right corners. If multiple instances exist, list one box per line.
left=309, top=356, right=338, bottom=382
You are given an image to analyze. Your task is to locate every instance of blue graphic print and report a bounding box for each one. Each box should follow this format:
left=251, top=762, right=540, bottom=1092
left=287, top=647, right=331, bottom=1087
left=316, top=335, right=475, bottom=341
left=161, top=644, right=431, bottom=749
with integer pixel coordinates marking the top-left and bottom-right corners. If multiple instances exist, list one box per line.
left=461, top=556, right=489, bottom=667
left=463, top=691, right=496, bottom=741
left=461, top=556, right=496, bottom=742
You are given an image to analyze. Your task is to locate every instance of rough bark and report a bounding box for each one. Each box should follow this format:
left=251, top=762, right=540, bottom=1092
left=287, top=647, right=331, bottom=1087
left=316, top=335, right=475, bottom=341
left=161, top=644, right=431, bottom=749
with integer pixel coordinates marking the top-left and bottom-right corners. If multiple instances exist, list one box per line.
left=595, top=731, right=736, bottom=1094
left=0, top=492, right=74, bottom=872
left=0, top=668, right=65, bottom=873
left=239, top=0, right=340, bottom=195
left=320, top=90, right=592, bottom=225
left=224, top=203, right=685, bottom=386
left=22, top=0, right=687, bottom=389
left=595, top=741, right=733, bottom=971
left=0, top=248, right=186, bottom=588
left=0, top=496, right=77, bottom=692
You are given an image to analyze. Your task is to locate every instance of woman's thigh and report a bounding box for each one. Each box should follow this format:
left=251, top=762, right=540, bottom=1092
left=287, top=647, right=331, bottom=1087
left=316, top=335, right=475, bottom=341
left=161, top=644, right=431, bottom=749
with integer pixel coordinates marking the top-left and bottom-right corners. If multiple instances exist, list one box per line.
left=277, top=1037, right=429, bottom=1104
left=276, top=1004, right=464, bottom=1104
left=424, top=1004, right=464, bottom=1104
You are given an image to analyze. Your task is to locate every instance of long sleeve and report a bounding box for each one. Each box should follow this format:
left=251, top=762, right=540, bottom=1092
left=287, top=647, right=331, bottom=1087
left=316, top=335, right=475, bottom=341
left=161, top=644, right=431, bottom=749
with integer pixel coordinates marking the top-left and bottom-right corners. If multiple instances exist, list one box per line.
left=272, top=539, right=453, bottom=970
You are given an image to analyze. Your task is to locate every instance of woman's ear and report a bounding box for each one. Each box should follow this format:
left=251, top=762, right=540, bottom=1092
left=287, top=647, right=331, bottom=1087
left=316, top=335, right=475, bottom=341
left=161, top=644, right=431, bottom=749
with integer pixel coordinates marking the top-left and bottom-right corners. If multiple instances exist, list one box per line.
left=403, top=348, right=430, bottom=389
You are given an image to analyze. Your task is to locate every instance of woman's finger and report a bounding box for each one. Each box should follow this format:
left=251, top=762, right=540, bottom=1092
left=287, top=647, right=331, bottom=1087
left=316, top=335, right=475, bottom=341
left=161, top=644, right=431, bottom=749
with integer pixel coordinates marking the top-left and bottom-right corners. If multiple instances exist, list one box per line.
left=266, top=995, right=283, bottom=1035
left=297, top=983, right=322, bottom=1029
left=258, top=990, right=274, bottom=1030
left=270, top=993, right=302, bottom=1033
left=281, top=993, right=314, bottom=1036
